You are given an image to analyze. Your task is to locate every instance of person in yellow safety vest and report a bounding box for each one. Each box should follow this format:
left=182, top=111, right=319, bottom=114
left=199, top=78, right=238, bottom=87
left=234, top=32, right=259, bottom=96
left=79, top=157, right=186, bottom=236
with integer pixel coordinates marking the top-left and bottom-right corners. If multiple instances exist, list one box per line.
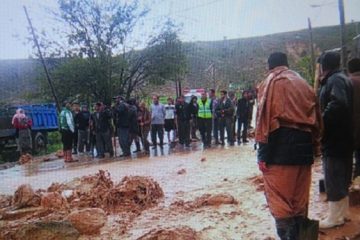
left=197, top=92, right=213, bottom=148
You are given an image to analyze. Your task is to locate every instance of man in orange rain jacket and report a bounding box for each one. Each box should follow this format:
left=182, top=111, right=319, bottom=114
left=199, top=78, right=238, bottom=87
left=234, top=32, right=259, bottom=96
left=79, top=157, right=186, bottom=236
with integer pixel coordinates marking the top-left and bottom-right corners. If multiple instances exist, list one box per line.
left=256, top=52, right=322, bottom=240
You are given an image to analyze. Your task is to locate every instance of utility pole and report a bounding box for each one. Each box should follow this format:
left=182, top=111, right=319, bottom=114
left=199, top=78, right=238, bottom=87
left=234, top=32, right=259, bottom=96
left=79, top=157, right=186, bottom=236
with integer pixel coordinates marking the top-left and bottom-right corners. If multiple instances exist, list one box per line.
left=23, top=6, right=60, bottom=112
left=338, top=0, right=347, bottom=69
left=308, top=18, right=316, bottom=81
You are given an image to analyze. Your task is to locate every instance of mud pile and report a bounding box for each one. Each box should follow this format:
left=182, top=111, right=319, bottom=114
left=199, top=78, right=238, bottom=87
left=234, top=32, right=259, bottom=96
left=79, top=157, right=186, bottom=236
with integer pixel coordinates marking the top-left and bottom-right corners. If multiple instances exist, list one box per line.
left=19, top=153, right=32, bottom=165
left=105, top=176, right=164, bottom=213
left=247, top=175, right=265, bottom=192
left=138, top=226, right=199, bottom=240
left=0, top=171, right=164, bottom=239
left=171, top=193, right=238, bottom=210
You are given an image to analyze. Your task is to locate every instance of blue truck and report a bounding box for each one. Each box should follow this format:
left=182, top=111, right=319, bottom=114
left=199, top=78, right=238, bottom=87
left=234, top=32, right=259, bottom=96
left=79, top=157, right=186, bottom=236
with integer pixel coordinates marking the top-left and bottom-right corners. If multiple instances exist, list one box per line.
left=0, top=104, right=58, bottom=159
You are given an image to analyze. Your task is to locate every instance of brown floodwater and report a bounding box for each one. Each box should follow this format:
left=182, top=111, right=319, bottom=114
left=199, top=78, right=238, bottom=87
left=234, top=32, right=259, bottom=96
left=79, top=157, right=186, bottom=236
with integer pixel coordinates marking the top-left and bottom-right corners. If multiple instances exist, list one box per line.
left=1, top=141, right=359, bottom=240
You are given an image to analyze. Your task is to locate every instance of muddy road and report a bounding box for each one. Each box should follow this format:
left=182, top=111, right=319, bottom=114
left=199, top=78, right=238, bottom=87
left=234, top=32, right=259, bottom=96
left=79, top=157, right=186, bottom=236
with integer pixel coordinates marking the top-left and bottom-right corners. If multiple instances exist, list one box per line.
left=1, top=142, right=360, bottom=239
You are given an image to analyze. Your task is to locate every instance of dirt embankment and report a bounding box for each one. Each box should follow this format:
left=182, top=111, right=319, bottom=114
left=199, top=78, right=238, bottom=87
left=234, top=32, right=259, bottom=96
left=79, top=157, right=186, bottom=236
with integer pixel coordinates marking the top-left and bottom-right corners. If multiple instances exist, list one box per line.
left=0, top=170, right=165, bottom=239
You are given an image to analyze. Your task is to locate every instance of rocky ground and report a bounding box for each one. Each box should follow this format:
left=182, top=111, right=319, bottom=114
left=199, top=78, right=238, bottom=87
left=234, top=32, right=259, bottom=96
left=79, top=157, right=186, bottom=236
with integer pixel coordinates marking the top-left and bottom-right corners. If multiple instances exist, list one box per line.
left=0, top=142, right=359, bottom=240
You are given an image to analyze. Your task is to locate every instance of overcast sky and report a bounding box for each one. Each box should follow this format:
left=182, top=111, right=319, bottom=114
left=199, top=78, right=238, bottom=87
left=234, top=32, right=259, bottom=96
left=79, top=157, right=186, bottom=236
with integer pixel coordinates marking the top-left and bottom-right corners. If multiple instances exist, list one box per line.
left=1, top=0, right=360, bottom=59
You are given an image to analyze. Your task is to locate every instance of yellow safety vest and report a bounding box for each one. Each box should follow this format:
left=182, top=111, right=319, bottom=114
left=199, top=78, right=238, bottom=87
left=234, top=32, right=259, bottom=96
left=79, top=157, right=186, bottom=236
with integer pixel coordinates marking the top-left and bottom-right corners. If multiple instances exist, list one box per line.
left=197, top=99, right=212, bottom=119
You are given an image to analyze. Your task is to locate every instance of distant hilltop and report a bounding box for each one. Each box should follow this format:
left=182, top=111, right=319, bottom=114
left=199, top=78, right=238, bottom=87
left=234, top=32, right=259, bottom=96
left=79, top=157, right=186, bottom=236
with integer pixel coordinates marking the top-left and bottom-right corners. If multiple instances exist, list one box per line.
left=1, top=22, right=359, bottom=103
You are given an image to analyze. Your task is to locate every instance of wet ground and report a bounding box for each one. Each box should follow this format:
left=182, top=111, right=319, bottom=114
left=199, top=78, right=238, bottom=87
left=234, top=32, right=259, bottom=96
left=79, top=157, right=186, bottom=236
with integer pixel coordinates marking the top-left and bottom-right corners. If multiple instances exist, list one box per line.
left=1, top=140, right=360, bottom=239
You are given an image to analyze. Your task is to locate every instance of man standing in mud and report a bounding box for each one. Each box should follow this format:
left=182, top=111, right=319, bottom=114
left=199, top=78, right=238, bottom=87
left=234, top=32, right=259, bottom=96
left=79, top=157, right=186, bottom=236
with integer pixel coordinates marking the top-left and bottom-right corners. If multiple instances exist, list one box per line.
left=215, top=90, right=235, bottom=146
left=197, top=91, right=213, bottom=148
left=318, top=52, right=353, bottom=229
left=256, top=52, right=322, bottom=239
left=175, top=95, right=191, bottom=147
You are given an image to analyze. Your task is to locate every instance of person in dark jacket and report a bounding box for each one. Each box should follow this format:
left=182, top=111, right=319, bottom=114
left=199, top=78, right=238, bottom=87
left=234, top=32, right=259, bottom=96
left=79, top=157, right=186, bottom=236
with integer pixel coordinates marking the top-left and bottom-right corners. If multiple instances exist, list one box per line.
left=90, top=102, right=114, bottom=158
left=75, top=105, right=91, bottom=155
left=215, top=90, right=235, bottom=146
left=209, top=89, right=220, bottom=145
left=71, top=102, right=80, bottom=154
left=237, top=90, right=250, bottom=143
left=348, top=58, right=360, bottom=178
left=113, top=96, right=131, bottom=157
left=128, top=98, right=141, bottom=153
left=188, top=96, right=199, bottom=140
left=256, top=52, right=322, bottom=240
left=175, top=95, right=191, bottom=147
left=319, top=51, right=353, bottom=229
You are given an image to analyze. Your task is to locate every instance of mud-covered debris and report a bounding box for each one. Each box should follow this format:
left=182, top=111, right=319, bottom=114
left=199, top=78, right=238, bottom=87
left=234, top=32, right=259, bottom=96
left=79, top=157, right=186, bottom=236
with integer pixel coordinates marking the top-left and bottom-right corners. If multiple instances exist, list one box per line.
left=195, top=193, right=238, bottom=207
left=137, top=226, right=199, bottom=240
left=41, top=192, right=68, bottom=210
left=1, top=207, right=44, bottom=221
left=47, top=182, right=65, bottom=193
left=19, top=153, right=32, bottom=165
left=200, top=157, right=206, bottom=162
left=171, top=193, right=238, bottom=210
left=13, top=184, right=41, bottom=209
left=247, top=175, right=265, bottom=192
left=104, top=176, right=164, bottom=213
left=55, top=150, right=64, bottom=158
left=0, top=194, right=13, bottom=209
left=11, top=221, right=80, bottom=240
left=67, top=208, right=107, bottom=235
left=177, top=169, right=186, bottom=175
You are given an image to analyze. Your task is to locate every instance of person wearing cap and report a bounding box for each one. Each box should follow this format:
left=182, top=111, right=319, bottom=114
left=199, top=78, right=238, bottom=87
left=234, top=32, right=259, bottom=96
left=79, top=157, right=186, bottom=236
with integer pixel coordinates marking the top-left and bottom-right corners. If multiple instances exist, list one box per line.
left=75, top=104, right=91, bottom=155
left=348, top=58, right=360, bottom=179
left=60, top=101, right=76, bottom=162
left=318, top=51, right=354, bottom=229
left=256, top=52, right=322, bottom=239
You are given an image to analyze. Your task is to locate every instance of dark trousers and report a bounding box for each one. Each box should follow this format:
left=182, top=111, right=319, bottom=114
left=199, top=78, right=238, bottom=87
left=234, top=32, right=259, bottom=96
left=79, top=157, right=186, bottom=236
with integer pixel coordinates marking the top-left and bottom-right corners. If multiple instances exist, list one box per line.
left=213, top=117, right=219, bottom=142
left=151, top=124, right=164, bottom=146
left=323, top=155, right=353, bottom=201
left=61, top=129, right=73, bottom=151
left=190, top=117, right=198, bottom=139
left=354, top=149, right=360, bottom=178
left=118, top=127, right=131, bottom=156
left=77, top=129, right=90, bottom=153
left=198, top=118, right=212, bottom=146
left=140, top=126, right=150, bottom=152
left=219, top=117, right=234, bottom=144
left=237, top=117, right=248, bottom=141
left=96, top=129, right=113, bottom=157
left=178, top=120, right=190, bottom=145
left=73, top=129, right=78, bottom=151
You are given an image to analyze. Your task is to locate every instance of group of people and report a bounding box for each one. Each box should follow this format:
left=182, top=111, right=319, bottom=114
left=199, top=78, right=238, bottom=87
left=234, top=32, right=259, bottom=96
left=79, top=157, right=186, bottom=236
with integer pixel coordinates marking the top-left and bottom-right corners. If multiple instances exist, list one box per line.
left=59, top=87, right=256, bottom=162
left=256, top=51, right=360, bottom=239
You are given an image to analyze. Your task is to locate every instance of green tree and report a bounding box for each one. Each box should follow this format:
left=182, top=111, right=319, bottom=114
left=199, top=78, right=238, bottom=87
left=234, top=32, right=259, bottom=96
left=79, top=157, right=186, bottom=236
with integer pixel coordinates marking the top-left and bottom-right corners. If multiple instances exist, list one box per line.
left=35, top=0, right=187, bottom=103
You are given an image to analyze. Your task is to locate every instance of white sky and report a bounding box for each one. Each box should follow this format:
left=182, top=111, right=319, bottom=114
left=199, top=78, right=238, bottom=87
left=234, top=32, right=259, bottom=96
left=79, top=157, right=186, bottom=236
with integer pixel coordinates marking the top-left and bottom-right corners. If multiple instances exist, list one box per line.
left=1, top=0, right=360, bottom=59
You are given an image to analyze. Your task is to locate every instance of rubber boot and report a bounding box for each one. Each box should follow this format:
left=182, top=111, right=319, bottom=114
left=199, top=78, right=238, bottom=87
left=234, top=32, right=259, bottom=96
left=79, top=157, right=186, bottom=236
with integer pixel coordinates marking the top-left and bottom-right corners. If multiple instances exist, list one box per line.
left=319, top=200, right=346, bottom=229
left=275, top=217, right=299, bottom=240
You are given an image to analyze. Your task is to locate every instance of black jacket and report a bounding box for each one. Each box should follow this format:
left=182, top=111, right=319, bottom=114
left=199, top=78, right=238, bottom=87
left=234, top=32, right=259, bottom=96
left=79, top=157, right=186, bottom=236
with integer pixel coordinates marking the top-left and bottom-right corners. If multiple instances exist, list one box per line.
left=215, top=98, right=234, bottom=118
left=188, top=102, right=199, bottom=118
left=257, top=127, right=314, bottom=165
left=75, top=110, right=90, bottom=131
left=319, top=70, right=353, bottom=157
left=113, top=102, right=131, bottom=128
left=175, top=102, right=191, bottom=121
left=237, top=97, right=250, bottom=120
left=91, top=108, right=113, bottom=133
